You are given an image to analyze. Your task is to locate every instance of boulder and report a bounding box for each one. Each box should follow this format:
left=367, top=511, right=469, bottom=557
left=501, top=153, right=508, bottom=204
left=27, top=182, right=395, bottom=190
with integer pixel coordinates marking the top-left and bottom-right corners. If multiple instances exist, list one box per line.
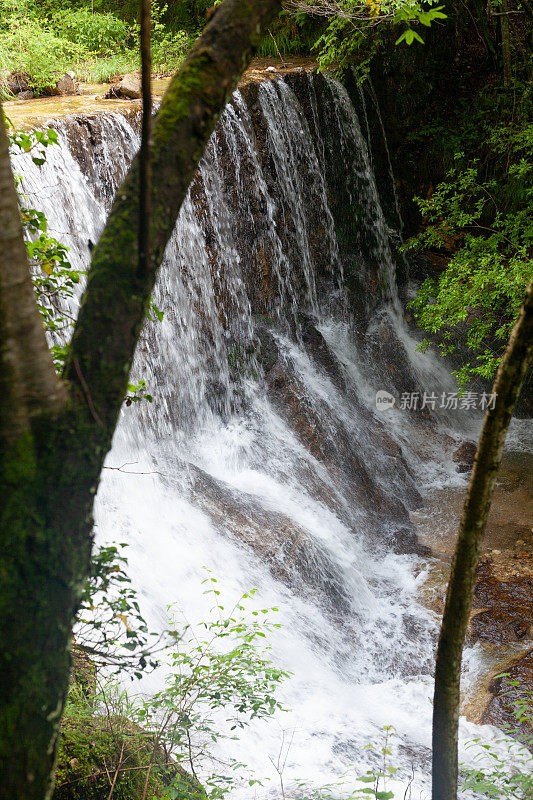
left=54, top=72, right=78, bottom=96
left=42, top=73, right=78, bottom=97
left=104, top=72, right=142, bottom=100
left=453, top=440, right=477, bottom=472
left=5, top=71, right=31, bottom=94
left=16, top=90, right=34, bottom=101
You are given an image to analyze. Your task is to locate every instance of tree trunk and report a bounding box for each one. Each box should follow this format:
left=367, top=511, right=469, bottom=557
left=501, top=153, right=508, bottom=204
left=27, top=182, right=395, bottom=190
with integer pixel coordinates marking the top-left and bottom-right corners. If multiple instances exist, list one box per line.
left=432, top=276, right=533, bottom=800
left=500, top=0, right=512, bottom=86
left=0, top=109, right=65, bottom=447
left=138, top=0, right=152, bottom=279
left=0, top=2, right=281, bottom=798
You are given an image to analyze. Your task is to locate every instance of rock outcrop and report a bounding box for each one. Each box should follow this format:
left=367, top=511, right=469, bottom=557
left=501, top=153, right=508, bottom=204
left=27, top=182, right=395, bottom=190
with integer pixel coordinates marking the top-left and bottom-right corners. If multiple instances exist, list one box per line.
left=104, top=72, right=142, bottom=100
left=453, top=440, right=477, bottom=472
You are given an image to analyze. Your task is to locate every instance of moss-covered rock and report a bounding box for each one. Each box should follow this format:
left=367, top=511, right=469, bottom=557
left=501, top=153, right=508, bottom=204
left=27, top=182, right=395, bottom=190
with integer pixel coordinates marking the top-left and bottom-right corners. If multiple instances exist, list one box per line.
left=53, top=654, right=205, bottom=800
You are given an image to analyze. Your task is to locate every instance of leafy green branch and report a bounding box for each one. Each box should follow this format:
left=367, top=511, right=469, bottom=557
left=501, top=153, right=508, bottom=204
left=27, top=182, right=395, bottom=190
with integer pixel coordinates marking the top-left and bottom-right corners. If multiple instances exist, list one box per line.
left=405, top=144, right=533, bottom=388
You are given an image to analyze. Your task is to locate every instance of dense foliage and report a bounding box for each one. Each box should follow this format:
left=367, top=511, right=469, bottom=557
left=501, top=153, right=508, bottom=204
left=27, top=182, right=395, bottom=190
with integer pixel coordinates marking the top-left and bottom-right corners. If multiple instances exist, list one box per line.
left=407, top=81, right=533, bottom=388
left=0, top=0, right=192, bottom=93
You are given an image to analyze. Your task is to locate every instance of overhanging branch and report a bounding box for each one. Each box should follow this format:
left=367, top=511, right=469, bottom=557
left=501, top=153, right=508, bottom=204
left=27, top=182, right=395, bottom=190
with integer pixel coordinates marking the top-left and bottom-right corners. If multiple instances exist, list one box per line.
left=0, top=105, right=65, bottom=446
left=64, top=0, right=283, bottom=432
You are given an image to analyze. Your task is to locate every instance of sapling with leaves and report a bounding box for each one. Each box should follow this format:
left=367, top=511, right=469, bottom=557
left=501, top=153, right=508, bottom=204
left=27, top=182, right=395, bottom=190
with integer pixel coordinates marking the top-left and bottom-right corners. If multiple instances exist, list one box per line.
left=135, top=573, right=289, bottom=794
left=75, top=542, right=166, bottom=678
left=60, top=574, right=289, bottom=800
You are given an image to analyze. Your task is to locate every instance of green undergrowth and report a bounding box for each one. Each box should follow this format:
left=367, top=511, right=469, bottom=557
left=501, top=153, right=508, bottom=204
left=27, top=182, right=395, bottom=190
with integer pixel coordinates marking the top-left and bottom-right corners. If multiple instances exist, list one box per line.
left=53, top=567, right=289, bottom=800
left=54, top=653, right=205, bottom=800
left=0, top=0, right=192, bottom=95
left=405, top=77, right=533, bottom=392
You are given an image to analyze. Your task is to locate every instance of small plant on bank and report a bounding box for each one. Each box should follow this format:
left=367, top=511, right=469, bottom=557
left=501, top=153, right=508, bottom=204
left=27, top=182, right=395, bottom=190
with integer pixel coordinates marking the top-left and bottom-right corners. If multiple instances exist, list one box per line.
left=56, top=572, right=289, bottom=799
left=460, top=674, right=533, bottom=799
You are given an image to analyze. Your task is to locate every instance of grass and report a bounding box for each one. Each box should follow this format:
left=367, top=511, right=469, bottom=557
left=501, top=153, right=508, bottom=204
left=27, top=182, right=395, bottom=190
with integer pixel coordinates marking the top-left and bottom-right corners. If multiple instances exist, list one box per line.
left=74, top=52, right=140, bottom=84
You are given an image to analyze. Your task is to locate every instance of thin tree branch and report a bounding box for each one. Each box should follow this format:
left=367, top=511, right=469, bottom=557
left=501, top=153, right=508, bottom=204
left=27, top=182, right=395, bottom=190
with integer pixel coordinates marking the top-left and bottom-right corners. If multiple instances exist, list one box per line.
left=432, top=275, right=533, bottom=800
left=0, top=103, right=65, bottom=446
left=138, top=0, right=152, bottom=280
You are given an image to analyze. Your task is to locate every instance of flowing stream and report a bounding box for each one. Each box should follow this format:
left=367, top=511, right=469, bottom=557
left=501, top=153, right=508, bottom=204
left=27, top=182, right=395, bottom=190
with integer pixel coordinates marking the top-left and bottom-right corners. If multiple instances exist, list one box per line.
left=12, top=71, right=526, bottom=798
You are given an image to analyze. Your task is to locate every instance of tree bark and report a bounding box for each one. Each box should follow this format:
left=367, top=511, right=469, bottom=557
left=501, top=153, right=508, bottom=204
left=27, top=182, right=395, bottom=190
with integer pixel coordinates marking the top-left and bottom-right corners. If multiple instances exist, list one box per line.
left=432, top=276, right=533, bottom=800
left=0, top=2, right=281, bottom=798
left=500, top=0, right=512, bottom=86
left=0, top=108, right=65, bottom=447
left=138, top=0, right=152, bottom=279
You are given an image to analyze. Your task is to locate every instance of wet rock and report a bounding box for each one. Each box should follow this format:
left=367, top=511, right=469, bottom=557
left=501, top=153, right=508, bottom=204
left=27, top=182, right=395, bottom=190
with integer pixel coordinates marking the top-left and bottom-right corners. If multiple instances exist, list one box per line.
left=253, top=321, right=279, bottom=375
left=60, top=113, right=142, bottom=203
left=470, top=557, right=533, bottom=646
left=299, top=314, right=346, bottom=391
left=16, top=90, right=34, bottom=101
left=471, top=607, right=531, bottom=645
left=482, top=649, right=533, bottom=738
left=53, top=72, right=78, bottom=96
left=453, top=440, right=477, bottom=472
left=393, top=526, right=432, bottom=557
left=104, top=72, right=141, bottom=100
left=191, top=465, right=352, bottom=613
left=263, top=340, right=424, bottom=553
left=40, top=72, right=79, bottom=97
left=5, top=70, right=31, bottom=94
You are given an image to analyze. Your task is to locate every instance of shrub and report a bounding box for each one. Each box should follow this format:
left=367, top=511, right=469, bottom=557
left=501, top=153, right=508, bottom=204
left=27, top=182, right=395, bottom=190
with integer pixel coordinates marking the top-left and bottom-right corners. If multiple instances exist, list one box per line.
left=152, top=29, right=191, bottom=73
left=51, top=9, right=131, bottom=56
left=0, top=16, right=85, bottom=93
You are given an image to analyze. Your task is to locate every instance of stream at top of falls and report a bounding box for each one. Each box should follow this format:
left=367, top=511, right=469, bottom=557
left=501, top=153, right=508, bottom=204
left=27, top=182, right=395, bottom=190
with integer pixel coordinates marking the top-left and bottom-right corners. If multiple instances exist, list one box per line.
left=12, top=71, right=532, bottom=798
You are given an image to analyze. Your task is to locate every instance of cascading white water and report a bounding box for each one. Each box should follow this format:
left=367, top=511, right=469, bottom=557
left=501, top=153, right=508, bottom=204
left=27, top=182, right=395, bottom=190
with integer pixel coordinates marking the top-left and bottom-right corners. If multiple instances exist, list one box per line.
left=13, top=73, right=521, bottom=798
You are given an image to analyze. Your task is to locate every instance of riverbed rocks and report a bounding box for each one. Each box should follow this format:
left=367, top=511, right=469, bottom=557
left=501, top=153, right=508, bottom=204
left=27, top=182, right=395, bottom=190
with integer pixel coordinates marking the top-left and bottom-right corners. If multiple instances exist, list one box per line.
left=469, top=543, right=533, bottom=734
left=2, top=70, right=35, bottom=98
left=104, top=72, right=142, bottom=100
left=471, top=548, right=533, bottom=644
left=51, top=72, right=78, bottom=97
left=453, top=440, right=477, bottom=472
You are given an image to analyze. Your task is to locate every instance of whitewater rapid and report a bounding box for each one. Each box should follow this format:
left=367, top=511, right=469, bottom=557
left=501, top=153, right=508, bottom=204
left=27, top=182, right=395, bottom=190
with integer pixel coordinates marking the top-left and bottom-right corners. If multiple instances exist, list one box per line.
left=12, top=71, right=529, bottom=799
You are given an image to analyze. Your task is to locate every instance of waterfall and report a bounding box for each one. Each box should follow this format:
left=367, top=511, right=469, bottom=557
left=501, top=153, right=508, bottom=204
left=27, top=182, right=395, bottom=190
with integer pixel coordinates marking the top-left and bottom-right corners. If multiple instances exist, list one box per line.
left=13, top=72, right=507, bottom=797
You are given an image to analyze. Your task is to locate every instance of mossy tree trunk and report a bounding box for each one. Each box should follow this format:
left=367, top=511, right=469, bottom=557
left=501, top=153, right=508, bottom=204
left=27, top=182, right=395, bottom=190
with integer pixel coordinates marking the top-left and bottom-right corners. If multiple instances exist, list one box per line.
left=0, top=1, right=281, bottom=798
left=432, top=277, right=533, bottom=800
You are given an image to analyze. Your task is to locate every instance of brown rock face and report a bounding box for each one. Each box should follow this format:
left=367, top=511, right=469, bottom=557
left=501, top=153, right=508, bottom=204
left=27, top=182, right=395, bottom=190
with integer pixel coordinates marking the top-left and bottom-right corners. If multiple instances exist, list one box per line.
left=471, top=559, right=533, bottom=646
left=470, top=556, right=533, bottom=736
left=104, top=73, right=142, bottom=100
left=453, top=440, right=477, bottom=472
left=5, top=71, right=31, bottom=94
left=53, top=73, right=78, bottom=96
left=482, top=649, right=533, bottom=738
